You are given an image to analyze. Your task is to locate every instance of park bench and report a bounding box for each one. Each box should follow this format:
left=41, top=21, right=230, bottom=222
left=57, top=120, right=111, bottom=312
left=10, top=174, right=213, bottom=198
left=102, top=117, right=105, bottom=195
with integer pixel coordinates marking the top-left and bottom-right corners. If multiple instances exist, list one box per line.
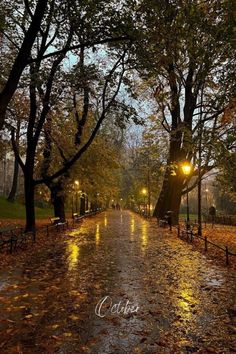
left=158, top=211, right=173, bottom=230
left=47, top=217, right=68, bottom=235
left=72, top=213, right=83, bottom=224
left=0, top=225, right=34, bottom=253
left=180, top=222, right=198, bottom=242
left=0, top=225, right=21, bottom=253
left=158, top=218, right=168, bottom=227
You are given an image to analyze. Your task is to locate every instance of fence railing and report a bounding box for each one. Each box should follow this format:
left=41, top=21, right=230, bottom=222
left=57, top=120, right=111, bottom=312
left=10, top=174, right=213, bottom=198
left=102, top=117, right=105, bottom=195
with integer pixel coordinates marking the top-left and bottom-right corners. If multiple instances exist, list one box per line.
left=176, top=224, right=236, bottom=265
left=203, top=214, right=236, bottom=227
left=1, top=209, right=104, bottom=253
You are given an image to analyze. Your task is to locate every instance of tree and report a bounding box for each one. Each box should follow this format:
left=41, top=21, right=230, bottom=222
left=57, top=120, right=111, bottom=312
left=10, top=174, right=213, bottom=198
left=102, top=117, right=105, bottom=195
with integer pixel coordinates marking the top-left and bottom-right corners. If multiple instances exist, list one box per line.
left=133, top=0, right=236, bottom=223
left=0, top=0, right=49, bottom=129
left=3, top=0, right=136, bottom=230
left=120, top=117, right=167, bottom=211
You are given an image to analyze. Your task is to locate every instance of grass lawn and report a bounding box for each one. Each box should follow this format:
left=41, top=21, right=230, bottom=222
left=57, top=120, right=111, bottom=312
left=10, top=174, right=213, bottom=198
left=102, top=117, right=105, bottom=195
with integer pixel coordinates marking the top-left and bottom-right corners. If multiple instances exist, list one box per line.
left=0, top=196, right=53, bottom=219
left=179, top=213, right=198, bottom=221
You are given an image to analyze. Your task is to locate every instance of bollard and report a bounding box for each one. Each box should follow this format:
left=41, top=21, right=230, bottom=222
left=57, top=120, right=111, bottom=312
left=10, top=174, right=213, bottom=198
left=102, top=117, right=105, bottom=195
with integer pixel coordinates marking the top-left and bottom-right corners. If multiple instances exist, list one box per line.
left=204, top=236, right=208, bottom=251
left=225, top=246, right=229, bottom=265
left=190, top=230, right=193, bottom=242
left=178, top=225, right=180, bottom=237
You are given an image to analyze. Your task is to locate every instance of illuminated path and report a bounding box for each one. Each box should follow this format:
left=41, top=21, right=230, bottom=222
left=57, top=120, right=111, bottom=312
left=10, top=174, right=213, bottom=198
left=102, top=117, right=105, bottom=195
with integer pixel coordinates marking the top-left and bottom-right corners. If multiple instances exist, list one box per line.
left=0, top=211, right=235, bottom=353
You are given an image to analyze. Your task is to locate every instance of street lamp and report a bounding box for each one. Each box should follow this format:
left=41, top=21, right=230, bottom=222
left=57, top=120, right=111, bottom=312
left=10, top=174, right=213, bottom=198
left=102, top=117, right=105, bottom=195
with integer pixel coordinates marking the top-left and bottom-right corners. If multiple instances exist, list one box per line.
left=71, top=189, right=74, bottom=217
left=142, top=188, right=147, bottom=196
left=74, top=180, right=79, bottom=213
left=141, top=188, right=148, bottom=215
left=181, top=162, right=192, bottom=229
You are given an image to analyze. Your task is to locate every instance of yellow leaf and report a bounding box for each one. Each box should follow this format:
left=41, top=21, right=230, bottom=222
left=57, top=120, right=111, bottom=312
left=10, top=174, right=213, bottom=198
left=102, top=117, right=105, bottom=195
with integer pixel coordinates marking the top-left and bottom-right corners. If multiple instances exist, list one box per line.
left=63, top=332, right=72, bottom=337
left=51, top=324, right=60, bottom=329
left=24, top=314, right=33, bottom=319
left=69, top=315, right=80, bottom=321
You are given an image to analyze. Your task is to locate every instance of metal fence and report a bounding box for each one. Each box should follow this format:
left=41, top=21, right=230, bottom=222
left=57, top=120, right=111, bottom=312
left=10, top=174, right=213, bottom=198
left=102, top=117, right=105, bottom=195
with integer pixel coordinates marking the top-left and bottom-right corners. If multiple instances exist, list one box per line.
left=176, top=224, right=236, bottom=265
left=204, top=214, right=236, bottom=226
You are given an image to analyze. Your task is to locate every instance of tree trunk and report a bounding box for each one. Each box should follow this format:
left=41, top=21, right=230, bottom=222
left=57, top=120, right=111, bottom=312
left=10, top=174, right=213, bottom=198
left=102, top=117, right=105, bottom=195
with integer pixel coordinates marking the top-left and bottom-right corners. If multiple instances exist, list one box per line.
left=80, top=196, right=86, bottom=215
left=50, top=182, right=66, bottom=221
left=153, top=129, right=184, bottom=224
left=153, top=170, right=183, bottom=225
left=24, top=176, right=36, bottom=231
left=7, top=156, right=19, bottom=202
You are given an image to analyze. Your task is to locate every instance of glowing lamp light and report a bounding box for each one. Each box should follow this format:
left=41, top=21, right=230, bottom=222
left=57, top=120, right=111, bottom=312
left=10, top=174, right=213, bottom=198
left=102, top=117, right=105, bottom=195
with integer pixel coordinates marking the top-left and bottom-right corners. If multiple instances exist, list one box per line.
left=181, top=163, right=192, bottom=176
left=142, top=188, right=147, bottom=195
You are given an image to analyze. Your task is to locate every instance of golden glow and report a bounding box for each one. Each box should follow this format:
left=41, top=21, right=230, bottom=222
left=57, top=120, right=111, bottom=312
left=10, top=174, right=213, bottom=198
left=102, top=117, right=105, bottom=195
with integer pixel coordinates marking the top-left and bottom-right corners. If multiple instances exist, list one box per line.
left=68, top=230, right=80, bottom=237
left=141, top=221, right=148, bottom=253
left=74, top=180, right=79, bottom=186
left=67, top=242, right=79, bottom=271
left=176, top=281, right=200, bottom=322
left=181, top=163, right=192, bottom=176
left=95, top=224, right=100, bottom=246
left=175, top=256, right=199, bottom=322
left=104, top=214, right=108, bottom=227
left=141, top=188, right=147, bottom=195
left=131, top=216, right=135, bottom=234
left=130, top=216, right=135, bottom=241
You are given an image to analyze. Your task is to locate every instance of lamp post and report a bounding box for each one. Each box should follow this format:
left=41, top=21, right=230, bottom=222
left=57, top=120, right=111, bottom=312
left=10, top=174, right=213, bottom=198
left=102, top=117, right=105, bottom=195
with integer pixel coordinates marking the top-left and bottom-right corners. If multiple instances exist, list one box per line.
left=181, top=162, right=192, bottom=229
left=71, top=189, right=74, bottom=217
left=74, top=180, right=79, bottom=213
left=141, top=188, right=147, bottom=216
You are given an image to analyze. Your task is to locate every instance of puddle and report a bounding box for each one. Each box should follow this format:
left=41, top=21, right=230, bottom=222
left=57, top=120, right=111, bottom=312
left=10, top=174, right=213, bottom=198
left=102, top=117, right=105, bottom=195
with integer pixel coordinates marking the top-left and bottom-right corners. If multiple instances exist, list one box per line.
left=204, top=277, right=223, bottom=287
left=202, top=268, right=224, bottom=287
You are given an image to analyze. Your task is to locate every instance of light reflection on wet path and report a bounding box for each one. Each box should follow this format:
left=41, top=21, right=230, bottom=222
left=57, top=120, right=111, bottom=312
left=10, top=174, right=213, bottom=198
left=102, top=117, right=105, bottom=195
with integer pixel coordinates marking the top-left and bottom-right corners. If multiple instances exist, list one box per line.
left=0, top=210, right=235, bottom=353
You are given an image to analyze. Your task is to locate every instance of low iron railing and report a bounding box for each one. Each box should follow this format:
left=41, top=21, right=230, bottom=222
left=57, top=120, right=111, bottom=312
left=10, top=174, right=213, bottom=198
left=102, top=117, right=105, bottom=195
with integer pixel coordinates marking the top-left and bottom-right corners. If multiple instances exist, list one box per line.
left=176, top=224, right=236, bottom=266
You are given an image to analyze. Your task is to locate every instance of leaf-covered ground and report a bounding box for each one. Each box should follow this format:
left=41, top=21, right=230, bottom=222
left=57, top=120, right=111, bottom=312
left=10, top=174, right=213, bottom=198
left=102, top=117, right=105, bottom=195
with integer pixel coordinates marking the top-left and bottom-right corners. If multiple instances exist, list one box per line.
left=0, top=211, right=235, bottom=353
left=203, top=224, right=236, bottom=254
left=175, top=221, right=236, bottom=268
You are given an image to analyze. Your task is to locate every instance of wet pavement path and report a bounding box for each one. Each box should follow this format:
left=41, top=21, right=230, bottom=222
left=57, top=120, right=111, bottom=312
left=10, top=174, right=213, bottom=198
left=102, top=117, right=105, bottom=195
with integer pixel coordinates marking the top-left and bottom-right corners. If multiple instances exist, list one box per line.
left=0, top=210, right=235, bottom=353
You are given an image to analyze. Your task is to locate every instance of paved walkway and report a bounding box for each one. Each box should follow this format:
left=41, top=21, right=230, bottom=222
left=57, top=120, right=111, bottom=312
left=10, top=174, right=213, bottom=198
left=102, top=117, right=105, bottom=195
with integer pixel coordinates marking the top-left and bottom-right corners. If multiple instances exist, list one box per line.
left=0, top=211, right=235, bottom=353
